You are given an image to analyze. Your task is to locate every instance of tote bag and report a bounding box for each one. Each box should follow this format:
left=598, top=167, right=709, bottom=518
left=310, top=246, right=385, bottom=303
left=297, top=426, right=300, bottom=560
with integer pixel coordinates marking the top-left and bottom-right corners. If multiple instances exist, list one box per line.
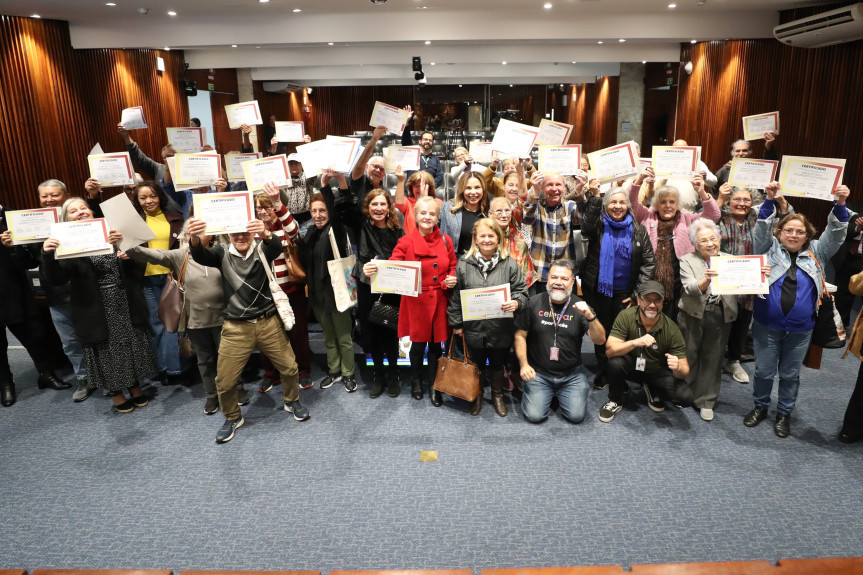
left=327, top=227, right=357, bottom=312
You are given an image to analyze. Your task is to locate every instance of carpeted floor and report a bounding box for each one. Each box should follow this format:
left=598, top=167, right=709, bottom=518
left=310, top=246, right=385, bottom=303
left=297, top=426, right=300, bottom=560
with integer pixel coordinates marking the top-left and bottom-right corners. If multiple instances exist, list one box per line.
left=1, top=326, right=861, bottom=574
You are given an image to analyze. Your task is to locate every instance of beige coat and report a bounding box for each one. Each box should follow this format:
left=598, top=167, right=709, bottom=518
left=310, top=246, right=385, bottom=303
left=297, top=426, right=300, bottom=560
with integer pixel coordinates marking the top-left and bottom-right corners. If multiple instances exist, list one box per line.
left=842, top=271, right=863, bottom=360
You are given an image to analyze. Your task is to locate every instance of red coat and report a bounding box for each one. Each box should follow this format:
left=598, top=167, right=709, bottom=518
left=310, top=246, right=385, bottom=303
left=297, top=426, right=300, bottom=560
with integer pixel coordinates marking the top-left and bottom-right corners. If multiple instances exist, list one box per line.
left=390, top=227, right=456, bottom=343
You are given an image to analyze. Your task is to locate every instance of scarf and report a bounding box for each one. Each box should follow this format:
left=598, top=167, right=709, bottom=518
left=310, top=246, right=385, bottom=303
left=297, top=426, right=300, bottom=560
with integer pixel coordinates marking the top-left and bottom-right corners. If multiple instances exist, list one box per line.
left=475, top=251, right=500, bottom=278
left=597, top=212, right=633, bottom=297
left=654, top=212, right=680, bottom=302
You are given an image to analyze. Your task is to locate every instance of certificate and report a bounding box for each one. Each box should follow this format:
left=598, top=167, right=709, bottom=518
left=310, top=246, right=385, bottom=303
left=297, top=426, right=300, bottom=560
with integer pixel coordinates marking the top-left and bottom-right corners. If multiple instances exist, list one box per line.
left=167, top=127, right=204, bottom=152
left=460, top=284, right=512, bottom=321
left=371, top=260, right=422, bottom=297
left=87, top=152, right=135, bottom=187
left=710, top=255, right=769, bottom=295
left=491, top=119, right=540, bottom=159
left=778, top=156, right=845, bottom=201
left=224, top=100, right=262, bottom=129
left=638, top=158, right=652, bottom=172
left=192, top=192, right=255, bottom=234
left=536, top=119, right=573, bottom=146
left=99, top=193, right=156, bottom=252
left=274, top=121, right=306, bottom=142
left=225, top=152, right=262, bottom=181
left=174, top=153, right=221, bottom=186
left=296, top=140, right=328, bottom=178
left=728, top=158, right=779, bottom=188
left=369, top=101, right=410, bottom=134
left=386, top=146, right=421, bottom=172
left=120, top=106, right=147, bottom=130
left=325, top=136, right=362, bottom=173
left=50, top=219, right=113, bottom=259
left=6, top=208, right=59, bottom=245
left=468, top=142, right=494, bottom=163
left=652, top=146, right=701, bottom=178
left=586, top=142, right=638, bottom=183
left=242, top=154, right=291, bottom=191
left=538, top=145, right=582, bottom=175
left=742, top=112, right=779, bottom=141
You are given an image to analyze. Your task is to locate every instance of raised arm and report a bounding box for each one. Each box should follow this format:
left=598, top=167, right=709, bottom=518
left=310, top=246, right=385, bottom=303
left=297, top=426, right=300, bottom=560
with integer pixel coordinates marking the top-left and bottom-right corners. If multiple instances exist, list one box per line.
left=352, top=126, right=387, bottom=181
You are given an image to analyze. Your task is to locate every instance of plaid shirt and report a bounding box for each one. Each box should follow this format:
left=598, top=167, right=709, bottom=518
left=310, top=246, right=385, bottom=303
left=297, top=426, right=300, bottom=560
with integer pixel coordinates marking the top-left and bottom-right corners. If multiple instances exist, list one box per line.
left=521, top=195, right=581, bottom=281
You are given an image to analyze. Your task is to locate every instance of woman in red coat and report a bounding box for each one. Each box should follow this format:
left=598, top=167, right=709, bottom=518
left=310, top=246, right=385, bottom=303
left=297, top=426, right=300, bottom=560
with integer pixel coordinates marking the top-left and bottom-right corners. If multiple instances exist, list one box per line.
left=369, top=196, right=456, bottom=402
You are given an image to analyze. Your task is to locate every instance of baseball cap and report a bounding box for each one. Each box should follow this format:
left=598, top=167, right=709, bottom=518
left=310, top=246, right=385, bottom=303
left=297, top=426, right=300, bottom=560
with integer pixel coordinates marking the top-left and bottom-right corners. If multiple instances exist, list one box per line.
left=638, top=280, right=665, bottom=299
left=287, top=153, right=302, bottom=163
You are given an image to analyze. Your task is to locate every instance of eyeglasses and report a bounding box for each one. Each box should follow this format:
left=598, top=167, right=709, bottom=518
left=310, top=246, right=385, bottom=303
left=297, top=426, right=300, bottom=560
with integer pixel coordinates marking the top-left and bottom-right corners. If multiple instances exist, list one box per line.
left=642, top=296, right=663, bottom=305
left=420, top=138, right=433, bottom=143
left=730, top=198, right=752, bottom=204
left=696, top=238, right=717, bottom=245
left=781, top=228, right=807, bottom=237
left=255, top=206, right=274, bottom=213
left=369, top=164, right=385, bottom=171
left=493, top=209, right=512, bottom=215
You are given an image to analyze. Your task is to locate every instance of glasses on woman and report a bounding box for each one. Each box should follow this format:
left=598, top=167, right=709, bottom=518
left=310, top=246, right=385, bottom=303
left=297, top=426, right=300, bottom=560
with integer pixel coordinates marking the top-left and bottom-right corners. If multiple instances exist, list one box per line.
left=255, top=206, right=274, bottom=213
left=493, top=208, right=512, bottom=215
left=730, top=198, right=752, bottom=204
left=781, top=228, right=807, bottom=237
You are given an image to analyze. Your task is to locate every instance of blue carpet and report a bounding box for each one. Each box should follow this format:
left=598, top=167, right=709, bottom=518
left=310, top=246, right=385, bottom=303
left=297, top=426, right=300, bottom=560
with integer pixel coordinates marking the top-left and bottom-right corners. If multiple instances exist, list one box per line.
left=1, top=328, right=862, bottom=573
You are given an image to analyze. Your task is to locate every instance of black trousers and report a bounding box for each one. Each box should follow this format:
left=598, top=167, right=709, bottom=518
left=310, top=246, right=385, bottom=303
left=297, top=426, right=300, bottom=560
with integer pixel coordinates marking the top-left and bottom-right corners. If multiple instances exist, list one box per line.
left=606, top=354, right=693, bottom=407
left=844, top=362, right=863, bottom=434
left=1, top=315, right=55, bottom=382
left=585, top=289, right=630, bottom=378
left=467, top=346, right=509, bottom=372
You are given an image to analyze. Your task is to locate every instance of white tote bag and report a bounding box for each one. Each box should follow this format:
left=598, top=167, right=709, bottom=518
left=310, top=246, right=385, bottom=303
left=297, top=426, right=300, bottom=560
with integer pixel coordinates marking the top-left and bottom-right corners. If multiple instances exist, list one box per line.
left=256, top=242, right=296, bottom=331
left=327, top=228, right=357, bottom=312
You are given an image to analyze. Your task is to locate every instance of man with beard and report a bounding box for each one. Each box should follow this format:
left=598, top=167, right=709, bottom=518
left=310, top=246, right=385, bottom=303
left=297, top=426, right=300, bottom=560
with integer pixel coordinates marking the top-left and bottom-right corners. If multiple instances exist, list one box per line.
left=514, top=260, right=606, bottom=423
left=599, top=281, right=692, bottom=423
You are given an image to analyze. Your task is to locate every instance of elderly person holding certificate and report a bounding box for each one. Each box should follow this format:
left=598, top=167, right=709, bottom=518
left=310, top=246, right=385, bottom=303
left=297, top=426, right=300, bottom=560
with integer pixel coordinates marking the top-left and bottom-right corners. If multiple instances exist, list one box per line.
left=42, top=198, right=156, bottom=413
left=717, top=184, right=792, bottom=384
left=440, top=172, right=490, bottom=256
left=446, top=219, right=528, bottom=416
left=450, top=147, right=486, bottom=181
left=580, top=186, right=655, bottom=390
left=489, top=197, right=536, bottom=290
left=629, top=168, right=720, bottom=322
left=394, top=168, right=442, bottom=235
left=678, top=220, right=745, bottom=422
left=357, top=189, right=405, bottom=399
left=481, top=158, right=535, bottom=198
left=378, top=197, right=456, bottom=401
left=744, top=182, right=850, bottom=438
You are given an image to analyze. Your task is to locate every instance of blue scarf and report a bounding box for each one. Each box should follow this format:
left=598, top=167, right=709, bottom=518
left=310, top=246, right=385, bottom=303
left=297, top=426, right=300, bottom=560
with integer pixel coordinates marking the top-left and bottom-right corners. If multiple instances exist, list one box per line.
left=597, top=212, right=633, bottom=297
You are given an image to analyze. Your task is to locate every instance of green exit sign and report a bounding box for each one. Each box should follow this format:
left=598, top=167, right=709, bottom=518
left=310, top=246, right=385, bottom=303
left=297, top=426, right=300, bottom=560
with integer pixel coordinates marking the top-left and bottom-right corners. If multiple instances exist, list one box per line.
left=208, top=83, right=215, bottom=91
left=667, top=77, right=673, bottom=86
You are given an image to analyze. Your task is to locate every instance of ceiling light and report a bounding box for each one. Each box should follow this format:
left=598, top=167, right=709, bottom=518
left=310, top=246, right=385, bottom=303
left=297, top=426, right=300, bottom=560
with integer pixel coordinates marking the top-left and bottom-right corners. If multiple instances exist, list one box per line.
left=231, top=44, right=237, bottom=48
left=260, top=0, right=269, bottom=2
left=502, top=61, right=507, bottom=65
left=328, top=42, right=334, bottom=46
left=597, top=41, right=603, bottom=44
left=167, top=11, right=177, bottom=16
left=559, top=83, right=564, bottom=87
left=293, top=8, right=301, bottom=12
left=459, top=84, right=463, bottom=87
left=668, top=3, right=676, bottom=7
left=571, top=61, right=577, bottom=64
left=430, top=62, right=435, bottom=65
left=619, top=39, right=626, bottom=43
left=105, top=2, right=116, bottom=5
left=509, top=84, right=513, bottom=87
left=164, top=46, right=170, bottom=51
left=256, top=46, right=261, bottom=48
left=31, top=14, right=41, bottom=18
left=691, top=39, right=697, bottom=43
left=642, top=60, right=647, bottom=64
left=543, top=2, right=552, bottom=8
left=422, top=5, right=428, bottom=8
left=425, top=41, right=431, bottom=45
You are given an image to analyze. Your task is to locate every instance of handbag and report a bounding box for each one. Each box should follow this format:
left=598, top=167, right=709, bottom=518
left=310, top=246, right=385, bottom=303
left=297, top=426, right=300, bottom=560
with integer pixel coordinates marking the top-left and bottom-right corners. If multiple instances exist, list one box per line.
left=802, top=250, right=846, bottom=369
left=283, top=237, right=307, bottom=284
left=257, top=242, right=296, bottom=331
left=433, top=334, right=482, bottom=402
left=178, top=334, right=196, bottom=358
left=158, top=252, right=190, bottom=334
left=327, top=228, right=358, bottom=312
left=368, top=294, right=399, bottom=328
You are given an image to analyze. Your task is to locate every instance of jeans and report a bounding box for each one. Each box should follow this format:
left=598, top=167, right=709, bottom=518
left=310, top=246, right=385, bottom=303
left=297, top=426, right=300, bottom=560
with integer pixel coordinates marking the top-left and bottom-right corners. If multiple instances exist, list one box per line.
left=752, top=321, right=812, bottom=415
left=141, top=274, right=181, bottom=376
left=49, top=304, right=87, bottom=381
left=521, top=366, right=590, bottom=424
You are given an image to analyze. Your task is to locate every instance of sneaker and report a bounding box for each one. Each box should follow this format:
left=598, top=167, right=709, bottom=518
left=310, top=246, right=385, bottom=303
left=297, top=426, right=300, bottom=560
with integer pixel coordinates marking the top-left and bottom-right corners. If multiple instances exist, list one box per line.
left=114, top=399, right=135, bottom=413
left=216, top=417, right=244, bottom=443
left=131, top=394, right=148, bottom=408
left=298, top=377, right=313, bottom=390
left=284, top=399, right=310, bottom=421
left=237, top=387, right=251, bottom=406
left=204, top=396, right=220, bottom=415
left=700, top=407, right=714, bottom=421
left=644, top=386, right=665, bottom=413
left=319, top=373, right=342, bottom=389
left=599, top=400, right=623, bottom=423
left=259, top=380, right=274, bottom=393
left=723, top=361, right=750, bottom=383
left=343, top=374, right=357, bottom=393
left=72, top=380, right=94, bottom=403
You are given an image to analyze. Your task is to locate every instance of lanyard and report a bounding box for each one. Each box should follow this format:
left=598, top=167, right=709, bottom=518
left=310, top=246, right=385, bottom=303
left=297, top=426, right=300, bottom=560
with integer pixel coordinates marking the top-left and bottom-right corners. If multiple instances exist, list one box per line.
left=549, top=295, right=571, bottom=348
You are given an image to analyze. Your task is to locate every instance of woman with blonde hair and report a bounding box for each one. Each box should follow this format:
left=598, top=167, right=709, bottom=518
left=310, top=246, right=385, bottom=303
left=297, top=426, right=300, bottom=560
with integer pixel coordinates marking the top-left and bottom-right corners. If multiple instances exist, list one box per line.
left=440, top=172, right=490, bottom=256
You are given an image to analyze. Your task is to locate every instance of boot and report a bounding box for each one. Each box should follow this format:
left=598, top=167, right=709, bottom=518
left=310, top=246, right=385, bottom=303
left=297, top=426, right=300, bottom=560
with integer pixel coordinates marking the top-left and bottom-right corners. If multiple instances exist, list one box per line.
left=1, top=380, right=16, bottom=407
left=410, top=354, right=424, bottom=400
left=431, top=387, right=443, bottom=407
left=491, top=370, right=507, bottom=417
left=386, top=367, right=400, bottom=398
left=37, top=372, right=71, bottom=390
left=470, top=390, right=483, bottom=416
left=369, top=370, right=385, bottom=399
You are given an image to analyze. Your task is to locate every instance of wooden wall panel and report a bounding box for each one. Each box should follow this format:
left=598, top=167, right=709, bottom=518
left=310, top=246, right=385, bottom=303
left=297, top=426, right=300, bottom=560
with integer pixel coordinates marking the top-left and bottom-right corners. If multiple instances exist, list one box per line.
left=253, top=84, right=306, bottom=153
left=675, top=36, right=863, bottom=227
left=0, top=15, right=189, bottom=210
left=304, top=85, right=414, bottom=141
left=567, top=76, right=620, bottom=154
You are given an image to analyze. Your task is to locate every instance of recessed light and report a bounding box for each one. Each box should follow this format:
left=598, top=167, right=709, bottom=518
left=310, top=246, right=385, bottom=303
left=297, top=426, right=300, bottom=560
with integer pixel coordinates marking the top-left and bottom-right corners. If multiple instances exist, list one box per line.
left=502, top=61, right=507, bottom=65
left=509, top=84, right=513, bottom=87
left=597, top=41, right=603, bottom=44
left=167, top=10, right=177, bottom=16
left=571, top=61, right=577, bottom=64
left=293, top=8, right=301, bottom=12
left=668, top=3, right=676, bottom=7
left=543, top=2, right=552, bottom=8
left=105, top=2, right=116, bottom=5
left=422, top=5, right=428, bottom=8
left=328, top=42, right=334, bottom=46
left=425, top=41, right=431, bottom=45
left=430, top=62, right=435, bottom=66
left=231, top=44, right=237, bottom=48
left=459, top=84, right=463, bottom=87
left=260, top=0, right=269, bottom=2
left=256, top=46, right=261, bottom=49
left=691, top=39, right=697, bottom=43
left=31, top=14, right=41, bottom=18
left=619, top=39, right=626, bottom=43
left=164, top=46, right=170, bottom=51
left=642, top=60, right=647, bottom=64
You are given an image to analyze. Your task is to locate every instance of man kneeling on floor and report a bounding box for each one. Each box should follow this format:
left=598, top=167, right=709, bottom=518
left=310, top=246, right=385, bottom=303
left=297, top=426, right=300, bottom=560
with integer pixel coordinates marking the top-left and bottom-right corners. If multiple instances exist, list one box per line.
left=188, top=216, right=310, bottom=443
left=599, top=280, right=692, bottom=423
left=514, top=260, right=606, bottom=423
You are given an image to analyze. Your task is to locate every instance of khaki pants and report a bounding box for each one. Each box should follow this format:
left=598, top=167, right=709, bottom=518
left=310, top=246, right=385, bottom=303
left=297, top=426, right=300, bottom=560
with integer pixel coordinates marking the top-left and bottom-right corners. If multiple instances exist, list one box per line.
left=216, top=314, right=299, bottom=420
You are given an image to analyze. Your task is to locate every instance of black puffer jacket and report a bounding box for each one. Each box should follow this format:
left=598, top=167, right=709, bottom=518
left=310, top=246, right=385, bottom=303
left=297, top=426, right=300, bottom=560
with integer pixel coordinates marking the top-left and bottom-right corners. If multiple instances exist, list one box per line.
left=579, top=195, right=655, bottom=300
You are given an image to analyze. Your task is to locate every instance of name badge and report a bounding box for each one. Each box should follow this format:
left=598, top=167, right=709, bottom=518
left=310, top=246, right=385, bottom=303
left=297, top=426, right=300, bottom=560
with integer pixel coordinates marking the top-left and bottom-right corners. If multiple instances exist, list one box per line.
left=636, top=357, right=646, bottom=372
left=550, top=347, right=560, bottom=361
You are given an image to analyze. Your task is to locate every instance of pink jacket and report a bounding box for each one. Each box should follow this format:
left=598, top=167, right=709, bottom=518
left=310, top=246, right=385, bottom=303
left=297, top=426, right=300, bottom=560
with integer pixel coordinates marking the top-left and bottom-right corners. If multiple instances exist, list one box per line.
left=628, top=182, right=721, bottom=258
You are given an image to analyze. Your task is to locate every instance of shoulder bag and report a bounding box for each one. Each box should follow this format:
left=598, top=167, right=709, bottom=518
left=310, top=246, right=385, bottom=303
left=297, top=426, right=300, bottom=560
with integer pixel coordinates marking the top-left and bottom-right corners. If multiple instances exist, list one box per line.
left=368, top=294, right=399, bottom=329
left=327, top=228, right=358, bottom=312
left=158, top=252, right=190, bottom=334
left=803, top=250, right=846, bottom=369
left=257, top=242, right=296, bottom=331
left=433, top=334, right=481, bottom=402
left=282, top=234, right=307, bottom=284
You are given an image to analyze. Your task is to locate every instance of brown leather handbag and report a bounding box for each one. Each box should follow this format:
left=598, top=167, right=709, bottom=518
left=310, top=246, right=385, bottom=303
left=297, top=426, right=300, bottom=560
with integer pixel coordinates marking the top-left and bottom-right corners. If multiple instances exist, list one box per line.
left=158, top=252, right=190, bottom=333
left=433, top=334, right=481, bottom=402
left=283, top=237, right=306, bottom=284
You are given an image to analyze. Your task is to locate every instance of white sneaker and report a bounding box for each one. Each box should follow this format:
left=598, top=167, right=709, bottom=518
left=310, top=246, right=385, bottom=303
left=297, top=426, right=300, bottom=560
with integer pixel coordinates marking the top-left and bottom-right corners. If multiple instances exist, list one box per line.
left=700, top=407, right=714, bottom=421
left=724, top=361, right=749, bottom=383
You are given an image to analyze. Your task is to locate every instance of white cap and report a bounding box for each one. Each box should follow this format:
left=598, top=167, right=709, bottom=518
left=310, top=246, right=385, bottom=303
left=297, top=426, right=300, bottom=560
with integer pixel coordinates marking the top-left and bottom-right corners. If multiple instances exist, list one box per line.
left=287, top=153, right=302, bottom=163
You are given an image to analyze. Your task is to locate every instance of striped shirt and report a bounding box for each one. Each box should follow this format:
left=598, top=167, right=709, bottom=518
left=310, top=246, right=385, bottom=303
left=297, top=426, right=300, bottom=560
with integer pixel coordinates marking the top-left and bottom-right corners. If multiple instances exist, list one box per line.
left=521, top=194, right=581, bottom=281
left=265, top=204, right=300, bottom=292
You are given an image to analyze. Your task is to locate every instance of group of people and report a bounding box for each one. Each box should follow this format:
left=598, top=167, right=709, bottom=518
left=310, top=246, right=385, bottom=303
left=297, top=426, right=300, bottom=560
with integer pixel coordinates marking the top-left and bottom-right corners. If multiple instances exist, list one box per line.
left=1, top=114, right=862, bottom=447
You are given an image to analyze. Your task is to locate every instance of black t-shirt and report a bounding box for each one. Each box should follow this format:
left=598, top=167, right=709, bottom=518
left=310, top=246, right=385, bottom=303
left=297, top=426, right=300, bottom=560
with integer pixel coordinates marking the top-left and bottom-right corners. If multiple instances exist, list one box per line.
left=515, top=292, right=590, bottom=378
left=458, top=208, right=482, bottom=254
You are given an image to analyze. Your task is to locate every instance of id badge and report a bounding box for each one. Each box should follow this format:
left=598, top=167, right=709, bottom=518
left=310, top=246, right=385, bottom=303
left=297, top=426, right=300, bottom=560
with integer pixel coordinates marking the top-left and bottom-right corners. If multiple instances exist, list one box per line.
left=636, top=357, right=646, bottom=372
left=550, top=347, right=560, bottom=361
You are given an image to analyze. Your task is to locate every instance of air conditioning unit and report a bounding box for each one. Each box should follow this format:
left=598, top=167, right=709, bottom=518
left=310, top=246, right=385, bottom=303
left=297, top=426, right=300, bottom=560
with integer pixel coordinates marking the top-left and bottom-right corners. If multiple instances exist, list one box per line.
left=262, top=82, right=304, bottom=93
left=773, top=2, right=863, bottom=48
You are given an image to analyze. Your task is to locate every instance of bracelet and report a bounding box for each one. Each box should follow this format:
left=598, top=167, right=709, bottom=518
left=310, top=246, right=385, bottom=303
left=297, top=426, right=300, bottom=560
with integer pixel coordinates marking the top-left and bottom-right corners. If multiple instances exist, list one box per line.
left=587, top=315, right=597, bottom=322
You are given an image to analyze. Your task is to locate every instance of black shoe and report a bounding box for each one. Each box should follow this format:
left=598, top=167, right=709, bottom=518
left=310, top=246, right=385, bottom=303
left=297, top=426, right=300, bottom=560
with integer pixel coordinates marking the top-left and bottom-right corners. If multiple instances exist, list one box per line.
left=131, top=394, right=149, bottom=408
left=1, top=381, right=16, bottom=407
left=114, top=399, right=135, bottom=413
left=743, top=407, right=768, bottom=427
left=411, top=378, right=423, bottom=400
left=386, top=372, right=400, bottom=398
left=431, top=388, right=443, bottom=407
left=593, top=372, right=607, bottom=390
left=37, top=372, right=71, bottom=390
left=369, top=373, right=385, bottom=398
left=774, top=413, right=791, bottom=438
left=838, top=426, right=863, bottom=444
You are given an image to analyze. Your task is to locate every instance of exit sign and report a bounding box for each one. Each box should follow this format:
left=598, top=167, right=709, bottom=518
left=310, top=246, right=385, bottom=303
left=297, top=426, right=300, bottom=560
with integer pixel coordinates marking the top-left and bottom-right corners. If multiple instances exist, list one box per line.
left=208, top=83, right=215, bottom=91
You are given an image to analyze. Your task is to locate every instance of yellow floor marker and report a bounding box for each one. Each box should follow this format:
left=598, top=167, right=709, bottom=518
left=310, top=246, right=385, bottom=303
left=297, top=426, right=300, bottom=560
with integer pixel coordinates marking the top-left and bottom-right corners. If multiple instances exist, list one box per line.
left=420, top=450, right=438, bottom=461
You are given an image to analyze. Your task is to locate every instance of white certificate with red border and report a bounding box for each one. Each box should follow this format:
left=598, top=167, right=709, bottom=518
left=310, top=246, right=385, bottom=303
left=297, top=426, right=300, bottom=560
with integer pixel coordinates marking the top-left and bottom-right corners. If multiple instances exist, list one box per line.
left=87, top=152, right=135, bottom=187
left=369, top=102, right=410, bottom=134
left=6, top=208, right=60, bottom=245
left=710, top=255, right=769, bottom=295
left=120, top=106, right=147, bottom=130
left=225, top=152, right=263, bottom=181
left=491, top=119, right=540, bottom=159
left=742, top=112, right=780, bottom=141
left=728, top=158, right=779, bottom=189
left=461, top=284, right=512, bottom=321
left=538, top=145, right=582, bottom=175
left=371, top=260, right=422, bottom=297
left=778, top=156, right=845, bottom=201
left=242, top=154, right=291, bottom=191
left=536, top=119, right=574, bottom=146
left=275, top=121, right=306, bottom=142
left=385, top=146, right=422, bottom=173
left=652, top=146, right=701, bottom=178
left=174, top=153, right=222, bottom=186
left=167, top=127, right=204, bottom=153
left=587, top=142, right=638, bottom=183
left=192, top=192, right=255, bottom=234
left=468, top=142, right=494, bottom=163
left=325, top=136, right=363, bottom=174
left=225, top=100, right=263, bottom=129
left=51, top=219, right=113, bottom=259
